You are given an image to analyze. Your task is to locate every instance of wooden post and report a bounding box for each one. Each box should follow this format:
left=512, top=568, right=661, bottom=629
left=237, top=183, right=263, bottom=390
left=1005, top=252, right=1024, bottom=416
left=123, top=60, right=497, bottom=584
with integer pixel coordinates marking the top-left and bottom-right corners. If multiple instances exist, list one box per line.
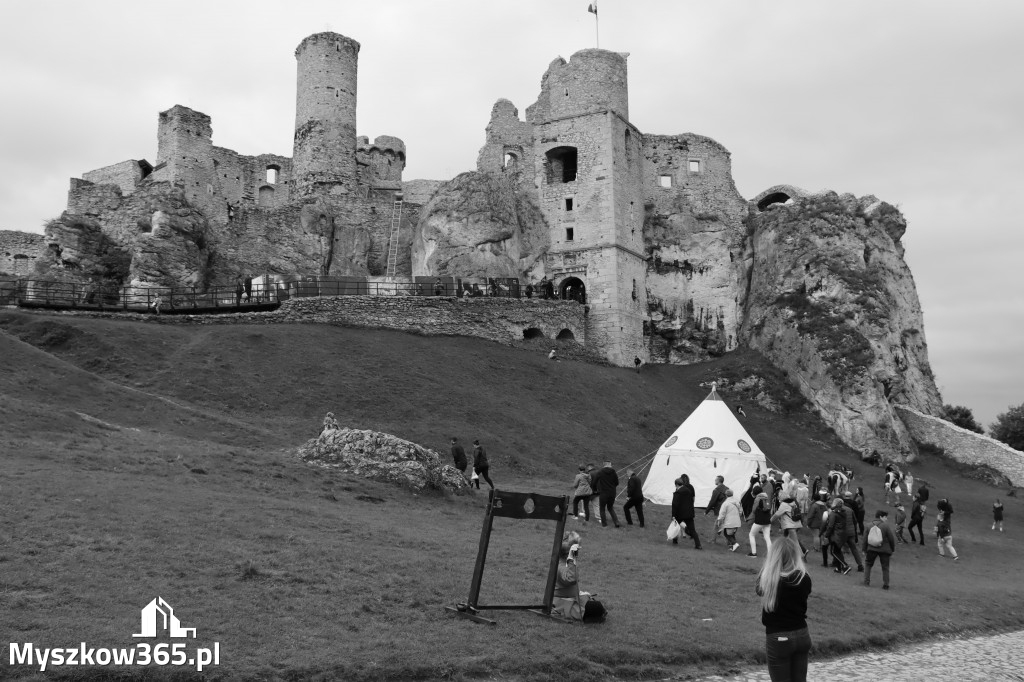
left=466, top=488, right=497, bottom=610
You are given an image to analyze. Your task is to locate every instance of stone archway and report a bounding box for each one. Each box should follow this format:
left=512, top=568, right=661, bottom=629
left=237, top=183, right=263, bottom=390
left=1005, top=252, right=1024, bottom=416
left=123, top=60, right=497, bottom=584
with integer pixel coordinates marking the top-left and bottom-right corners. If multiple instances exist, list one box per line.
left=752, top=184, right=808, bottom=212
left=556, top=329, right=575, bottom=341
left=559, top=276, right=586, bottom=304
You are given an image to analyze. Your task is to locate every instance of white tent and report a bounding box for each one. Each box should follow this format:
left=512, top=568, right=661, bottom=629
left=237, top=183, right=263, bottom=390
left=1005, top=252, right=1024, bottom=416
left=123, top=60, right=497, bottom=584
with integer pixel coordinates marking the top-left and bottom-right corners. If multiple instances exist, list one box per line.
left=643, top=385, right=768, bottom=507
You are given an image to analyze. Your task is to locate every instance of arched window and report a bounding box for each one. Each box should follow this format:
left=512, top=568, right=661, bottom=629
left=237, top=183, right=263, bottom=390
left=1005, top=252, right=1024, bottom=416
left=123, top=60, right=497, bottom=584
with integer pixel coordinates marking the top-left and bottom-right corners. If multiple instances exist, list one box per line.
left=523, top=328, right=545, bottom=340
left=545, top=146, right=578, bottom=184
left=266, top=165, right=281, bottom=185
left=258, top=185, right=275, bottom=207
left=556, top=329, right=576, bottom=341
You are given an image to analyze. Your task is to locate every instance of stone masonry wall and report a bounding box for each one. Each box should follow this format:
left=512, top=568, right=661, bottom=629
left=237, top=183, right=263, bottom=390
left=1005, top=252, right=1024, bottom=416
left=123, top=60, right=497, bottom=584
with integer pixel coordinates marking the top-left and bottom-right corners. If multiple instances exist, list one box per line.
left=37, top=296, right=586, bottom=350
left=476, top=99, right=534, bottom=175
left=896, top=405, right=1024, bottom=486
left=0, top=231, right=48, bottom=276
left=83, top=160, right=146, bottom=196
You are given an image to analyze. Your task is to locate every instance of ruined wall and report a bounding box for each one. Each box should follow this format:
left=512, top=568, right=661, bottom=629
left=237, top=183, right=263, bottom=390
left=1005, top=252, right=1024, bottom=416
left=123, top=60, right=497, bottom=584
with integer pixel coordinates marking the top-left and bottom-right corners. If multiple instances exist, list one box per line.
left=356, top=135, right=406, bottom=189
left=83, top=160, right=149, bottom=196
left=293, top=32, right=360, bottom=198
left=896, top=405, right=1024, bottom=486
left=526, top=49, right=629, bottom=123
left=0, top=231, right=48, bottom=277
left=642, top=133, right=749, bottom=363
left=476, top=99, right=534, bottom=175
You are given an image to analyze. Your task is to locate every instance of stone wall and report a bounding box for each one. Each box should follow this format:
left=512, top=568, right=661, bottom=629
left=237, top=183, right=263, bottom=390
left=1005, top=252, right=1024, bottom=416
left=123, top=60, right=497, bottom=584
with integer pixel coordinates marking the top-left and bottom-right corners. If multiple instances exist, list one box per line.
left=0, top=231, right=48, bottom=276
left=526, top=49, right=629, bottom=123
left=83, top=160, right=147, bottom=196
left=47, top=296, right=586, bottom=349
left=476, top=99, right=534, bottom=175
left=896, top=405, right=1024, bottom=486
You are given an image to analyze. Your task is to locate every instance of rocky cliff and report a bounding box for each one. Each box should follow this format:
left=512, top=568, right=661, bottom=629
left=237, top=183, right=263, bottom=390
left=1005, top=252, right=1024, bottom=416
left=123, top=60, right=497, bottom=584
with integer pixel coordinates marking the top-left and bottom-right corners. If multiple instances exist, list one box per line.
left=411, top=171, right=548, bottom=280
left=741, top=192, right=943, bottom=460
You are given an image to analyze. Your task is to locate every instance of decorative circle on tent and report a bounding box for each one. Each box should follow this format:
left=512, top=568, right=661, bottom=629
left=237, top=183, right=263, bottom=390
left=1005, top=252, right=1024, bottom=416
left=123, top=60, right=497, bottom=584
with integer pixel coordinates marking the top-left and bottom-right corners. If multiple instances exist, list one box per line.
left=664, top=436, right=678, bottom=448
left=696, top=437, right=714, bottom=450
left=737, top=439, right=751, bottom=453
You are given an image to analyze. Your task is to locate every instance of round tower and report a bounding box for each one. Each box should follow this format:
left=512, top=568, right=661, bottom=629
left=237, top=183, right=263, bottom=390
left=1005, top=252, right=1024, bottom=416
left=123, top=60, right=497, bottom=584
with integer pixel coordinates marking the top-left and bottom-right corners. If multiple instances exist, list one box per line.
left=292, top=32, right=360, bottom=197
left=547, top=49, right=629, bottom=121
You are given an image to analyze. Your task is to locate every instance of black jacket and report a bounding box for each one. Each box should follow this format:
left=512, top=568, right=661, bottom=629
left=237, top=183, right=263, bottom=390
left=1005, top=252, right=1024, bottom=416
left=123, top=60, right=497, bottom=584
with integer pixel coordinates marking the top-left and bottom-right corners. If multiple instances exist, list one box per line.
left=706, top=484, right=727, bottom=516
left=626, top=474, right=644, bottom=501
left=473, top=445, right=488, bottom=468
left=672, top=484, right=696, bottom=521
left=451, top=444, right=467, bottom=468
left=592, top=467, right=619, bottom=496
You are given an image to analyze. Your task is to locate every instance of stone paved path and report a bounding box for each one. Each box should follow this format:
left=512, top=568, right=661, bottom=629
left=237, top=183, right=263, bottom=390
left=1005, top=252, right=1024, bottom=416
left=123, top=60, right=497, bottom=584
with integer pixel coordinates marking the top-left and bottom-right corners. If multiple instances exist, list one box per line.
left=690, top=629, right=1024, bottom=681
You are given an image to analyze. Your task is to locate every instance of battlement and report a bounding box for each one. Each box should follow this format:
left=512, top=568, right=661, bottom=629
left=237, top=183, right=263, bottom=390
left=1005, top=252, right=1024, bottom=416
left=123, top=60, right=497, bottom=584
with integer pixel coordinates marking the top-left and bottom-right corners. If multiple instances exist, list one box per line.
left=295, top=32, right=360, bottom=58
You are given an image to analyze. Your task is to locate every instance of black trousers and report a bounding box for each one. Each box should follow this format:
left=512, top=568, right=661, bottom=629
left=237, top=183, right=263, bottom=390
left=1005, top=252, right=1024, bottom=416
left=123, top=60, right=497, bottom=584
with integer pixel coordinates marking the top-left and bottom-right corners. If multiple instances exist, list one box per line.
left=475, top=465, right=493, bottom=489
left=623, top=499, right=644, bottom=527
left=599, top=494, right=620, bottom=527
left=908, top=518, right=924, bottom=544
left=681, top=518, right=702, bottom=548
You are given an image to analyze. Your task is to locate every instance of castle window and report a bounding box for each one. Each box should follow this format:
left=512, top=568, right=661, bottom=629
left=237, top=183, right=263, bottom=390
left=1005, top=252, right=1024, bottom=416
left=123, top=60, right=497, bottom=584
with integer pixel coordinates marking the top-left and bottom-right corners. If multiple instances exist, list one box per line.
left=258, top=185, right=275, bottom=207
left=565, top=198, right=574, bottom=211
left=565, top=227, right=574, bottom=241
left=688, top=159, right=701, bottom=173
left=545, top=146, right=578, bottom=184
left=503, top=151, right=518, bottom=168
left=659, top=174, right=673, bottom=188
left=266, top=165, right=280, bottom=184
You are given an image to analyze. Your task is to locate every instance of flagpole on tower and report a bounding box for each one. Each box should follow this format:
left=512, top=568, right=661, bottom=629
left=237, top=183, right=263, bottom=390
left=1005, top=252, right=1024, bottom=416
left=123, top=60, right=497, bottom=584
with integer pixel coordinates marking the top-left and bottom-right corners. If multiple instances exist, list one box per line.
left=588, top=1, right=599, bottom=48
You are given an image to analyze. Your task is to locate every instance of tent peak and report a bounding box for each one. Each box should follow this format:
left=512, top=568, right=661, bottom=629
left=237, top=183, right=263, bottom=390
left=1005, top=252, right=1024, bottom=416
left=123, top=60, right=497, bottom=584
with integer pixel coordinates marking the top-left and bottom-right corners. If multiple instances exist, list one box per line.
left=705, top=382, right=723, bottom=401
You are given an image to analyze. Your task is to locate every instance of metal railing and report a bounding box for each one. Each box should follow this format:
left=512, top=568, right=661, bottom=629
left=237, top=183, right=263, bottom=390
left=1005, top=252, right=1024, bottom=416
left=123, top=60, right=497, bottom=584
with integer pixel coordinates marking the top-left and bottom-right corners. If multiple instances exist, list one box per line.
left=0, top=275, right=578, bottom=314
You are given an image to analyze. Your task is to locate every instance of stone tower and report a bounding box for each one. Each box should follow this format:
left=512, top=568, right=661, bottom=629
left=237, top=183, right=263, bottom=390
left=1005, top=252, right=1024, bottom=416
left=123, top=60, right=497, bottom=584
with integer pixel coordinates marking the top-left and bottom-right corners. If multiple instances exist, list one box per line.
left=292, top=32, right=360, bottom=198
left=528, top=49, right=648, bottom=366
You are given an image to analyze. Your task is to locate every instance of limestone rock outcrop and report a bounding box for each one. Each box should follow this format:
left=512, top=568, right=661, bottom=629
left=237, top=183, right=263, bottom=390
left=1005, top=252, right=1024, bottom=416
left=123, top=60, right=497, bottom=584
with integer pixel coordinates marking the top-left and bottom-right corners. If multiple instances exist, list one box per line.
left=741, top=192, right=943, bottom=461
left=297, top=426, right=470, bottom=493
left=411, top=171, right=549, bottom=280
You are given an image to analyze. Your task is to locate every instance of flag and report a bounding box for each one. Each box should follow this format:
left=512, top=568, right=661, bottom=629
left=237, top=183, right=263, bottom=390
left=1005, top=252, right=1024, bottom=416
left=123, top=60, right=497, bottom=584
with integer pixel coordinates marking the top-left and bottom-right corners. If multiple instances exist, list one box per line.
left=588, top=2, right=597, bottom=15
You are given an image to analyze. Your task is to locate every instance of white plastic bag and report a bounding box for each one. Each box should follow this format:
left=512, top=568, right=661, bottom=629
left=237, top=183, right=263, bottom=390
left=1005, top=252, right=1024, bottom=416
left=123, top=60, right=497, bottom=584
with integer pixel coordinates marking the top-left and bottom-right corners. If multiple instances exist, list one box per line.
left=667, top=519, right=681, bottom=541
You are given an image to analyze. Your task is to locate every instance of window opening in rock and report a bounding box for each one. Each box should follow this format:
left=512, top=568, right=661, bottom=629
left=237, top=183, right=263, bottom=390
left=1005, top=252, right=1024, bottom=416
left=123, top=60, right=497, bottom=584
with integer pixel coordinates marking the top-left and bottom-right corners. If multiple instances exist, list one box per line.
left=545, top=146, right=578, bottom=184
left=565, top=227, right=574, bottom=241
left=659, top=174, right=672, bottom=188
left=689, top=160, right=701, bottom=173
left=565, top=198, right=573, bottom=211
left=266, top=166, right=280, bottom=184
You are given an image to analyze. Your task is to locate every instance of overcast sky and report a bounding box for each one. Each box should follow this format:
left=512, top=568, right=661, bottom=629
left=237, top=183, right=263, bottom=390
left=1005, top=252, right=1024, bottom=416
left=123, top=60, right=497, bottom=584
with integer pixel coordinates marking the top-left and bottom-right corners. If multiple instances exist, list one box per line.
left=1, top=0, right=1021, bottom=428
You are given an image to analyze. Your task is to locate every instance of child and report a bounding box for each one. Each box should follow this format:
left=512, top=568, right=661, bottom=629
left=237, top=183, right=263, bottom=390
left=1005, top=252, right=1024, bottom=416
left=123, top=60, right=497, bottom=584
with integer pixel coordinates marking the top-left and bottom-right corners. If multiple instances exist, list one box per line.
left=894, top=502, right=907, bottom=543
left=993, top=498, right=1004, bottom=532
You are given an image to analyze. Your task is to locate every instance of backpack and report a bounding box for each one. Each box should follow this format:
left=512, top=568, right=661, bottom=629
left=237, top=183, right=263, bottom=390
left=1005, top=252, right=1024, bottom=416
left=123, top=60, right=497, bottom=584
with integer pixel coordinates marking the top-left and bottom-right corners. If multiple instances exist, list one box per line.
left=867, top=524, right=884, bottom=548
left=790, top=503, right=803, bottom=523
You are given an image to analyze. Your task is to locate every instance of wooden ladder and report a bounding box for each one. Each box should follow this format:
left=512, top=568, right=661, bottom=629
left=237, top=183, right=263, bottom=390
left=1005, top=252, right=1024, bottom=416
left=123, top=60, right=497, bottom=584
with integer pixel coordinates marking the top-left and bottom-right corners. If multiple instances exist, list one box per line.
left=385, top=197, right=404, bottom=278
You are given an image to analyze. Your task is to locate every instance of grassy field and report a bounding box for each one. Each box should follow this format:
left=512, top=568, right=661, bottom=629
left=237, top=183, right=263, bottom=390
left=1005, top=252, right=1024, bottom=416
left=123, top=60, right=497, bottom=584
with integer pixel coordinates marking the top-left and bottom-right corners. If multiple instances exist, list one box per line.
left=1, top=309, right=1023, bottom=681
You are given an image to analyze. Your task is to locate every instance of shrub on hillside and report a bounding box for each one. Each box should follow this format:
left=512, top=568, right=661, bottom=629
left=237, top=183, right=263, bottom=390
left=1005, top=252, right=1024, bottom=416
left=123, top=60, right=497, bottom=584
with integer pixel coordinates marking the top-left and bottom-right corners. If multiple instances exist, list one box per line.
left=991, top=403, right=1024, bottom=451
left=943, top=404, right=984, bottom=434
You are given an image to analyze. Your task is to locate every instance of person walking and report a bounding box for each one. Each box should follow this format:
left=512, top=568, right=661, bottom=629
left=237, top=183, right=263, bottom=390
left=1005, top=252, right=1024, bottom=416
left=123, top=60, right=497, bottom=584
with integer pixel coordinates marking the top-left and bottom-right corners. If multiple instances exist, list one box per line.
left=824, top=498, right=851, bottom=574
left=853, top=486, right=867, bottom=536
left=671, top=475, right=701, bottom=548
left=705, top=474, right=728, bottom=543
left=917, top=481, right=930, bottom=504
left=472, top=440, right=494, bottom=489
left=571, top=465, right=593, bottom=521
left=893, top=502, right=907, bottom=544
left=622, top=469, right=645, bottom=528
left=862, top=509, right=897, bottom=589
left=806, top=493, right=827, bottom=553
left=884, top=465, right=903, bottom=506
left=772, top=495, right=807, bottom=556
left=717, top=488, right=743, bottom=551
left=592, top=461, right=621, bottom=528
left=841, top=492, right=865, bottom=572
left=235, top=279, right=244, bottom=306
left=756, top=536, right=813, bottom=682
left=936, top=498, right=959, bottom=560
left=908, top=495, right=927, bottom=545
left=450, top=437, right=468, bottom=477
left=747, top=487, right=772, bottom=557
left=993, top=498, right=1005, bottom=532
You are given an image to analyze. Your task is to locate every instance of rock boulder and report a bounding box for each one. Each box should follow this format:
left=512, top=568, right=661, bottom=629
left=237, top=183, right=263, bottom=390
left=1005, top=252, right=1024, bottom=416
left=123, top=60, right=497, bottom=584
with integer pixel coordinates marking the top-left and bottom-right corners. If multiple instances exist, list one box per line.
left=297, top=427, right=470, bottom=493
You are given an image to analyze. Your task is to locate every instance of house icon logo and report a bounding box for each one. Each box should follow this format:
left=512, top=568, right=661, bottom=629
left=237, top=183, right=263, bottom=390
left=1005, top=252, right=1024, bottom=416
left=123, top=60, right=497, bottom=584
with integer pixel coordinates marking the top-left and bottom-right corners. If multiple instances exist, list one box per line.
left=132, top=597, right=197, bottom=638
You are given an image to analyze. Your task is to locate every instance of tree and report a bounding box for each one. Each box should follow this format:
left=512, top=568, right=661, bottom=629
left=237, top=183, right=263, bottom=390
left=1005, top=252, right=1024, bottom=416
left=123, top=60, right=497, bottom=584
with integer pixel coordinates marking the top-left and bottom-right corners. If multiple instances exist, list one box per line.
left=942, top=404, right=984, bottom=434
left=991, top=404, right=1024, bottom=452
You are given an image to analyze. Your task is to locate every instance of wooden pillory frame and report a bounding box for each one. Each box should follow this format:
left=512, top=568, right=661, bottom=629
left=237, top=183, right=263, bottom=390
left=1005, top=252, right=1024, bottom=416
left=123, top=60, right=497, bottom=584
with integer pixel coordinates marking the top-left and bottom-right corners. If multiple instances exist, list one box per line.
left=445, top=489, right=570, bottom=625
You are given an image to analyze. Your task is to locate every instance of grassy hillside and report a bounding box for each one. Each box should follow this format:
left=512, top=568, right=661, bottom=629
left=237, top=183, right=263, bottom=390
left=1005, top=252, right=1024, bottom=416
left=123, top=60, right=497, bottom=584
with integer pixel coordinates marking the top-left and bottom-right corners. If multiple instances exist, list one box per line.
left=1, top=310, right=1023, bottom=681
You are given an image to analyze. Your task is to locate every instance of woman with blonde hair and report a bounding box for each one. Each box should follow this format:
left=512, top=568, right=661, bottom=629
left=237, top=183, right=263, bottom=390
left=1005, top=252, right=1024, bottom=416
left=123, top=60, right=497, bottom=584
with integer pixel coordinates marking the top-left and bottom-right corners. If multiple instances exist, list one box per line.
left=755, top=535, right=812, bottom=681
